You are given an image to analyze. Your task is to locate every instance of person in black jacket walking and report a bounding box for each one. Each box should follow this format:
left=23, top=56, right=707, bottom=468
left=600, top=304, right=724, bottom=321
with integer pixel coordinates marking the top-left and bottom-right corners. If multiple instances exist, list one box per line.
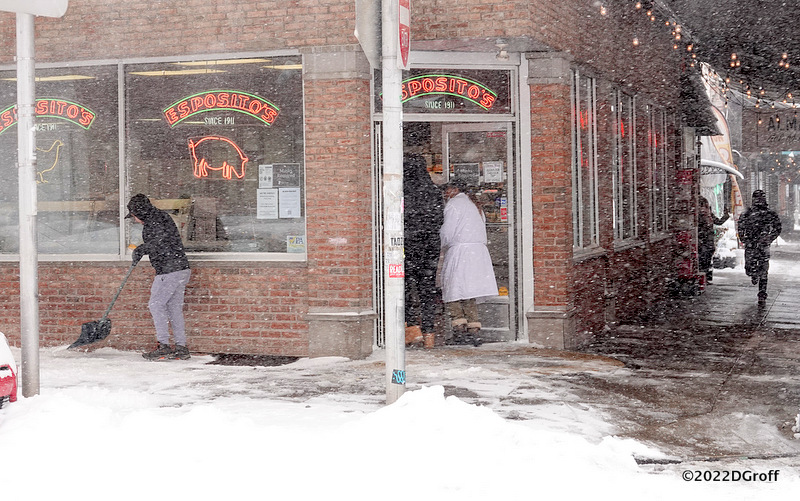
left=126, top=193, right=192, bottom=360
left=738, top=190, right=782, bottom=304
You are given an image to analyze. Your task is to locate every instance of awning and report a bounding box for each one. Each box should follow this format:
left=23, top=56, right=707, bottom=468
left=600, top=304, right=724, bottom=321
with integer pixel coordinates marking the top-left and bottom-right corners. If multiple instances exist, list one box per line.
left=680, top=72, right=720, bottom=136
left=700, top=159, right=744, bottom=179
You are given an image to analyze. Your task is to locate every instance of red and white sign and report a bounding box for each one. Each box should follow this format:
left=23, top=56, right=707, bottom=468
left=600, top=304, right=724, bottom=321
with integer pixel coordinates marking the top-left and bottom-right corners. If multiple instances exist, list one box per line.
left=388, top=263, right=404, bottom=278
left=398, top=0, right=410, bottom=70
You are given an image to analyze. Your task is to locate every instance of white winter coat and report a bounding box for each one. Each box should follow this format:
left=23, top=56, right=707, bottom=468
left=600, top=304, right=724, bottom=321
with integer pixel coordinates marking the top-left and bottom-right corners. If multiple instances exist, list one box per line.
left=439, top=193, right=498, bottom=303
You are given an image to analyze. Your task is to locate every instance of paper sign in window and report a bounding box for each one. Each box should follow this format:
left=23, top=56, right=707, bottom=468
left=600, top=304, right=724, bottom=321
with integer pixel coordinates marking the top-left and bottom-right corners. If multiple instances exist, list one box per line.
left=279, top=187, right=301, bottom=218
left=257, top=188, right=278, bottom=219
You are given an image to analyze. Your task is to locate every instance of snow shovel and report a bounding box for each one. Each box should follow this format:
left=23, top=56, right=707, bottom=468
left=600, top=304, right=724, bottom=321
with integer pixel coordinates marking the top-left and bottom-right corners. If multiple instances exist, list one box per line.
left=68, top=262, right=137, bottom=349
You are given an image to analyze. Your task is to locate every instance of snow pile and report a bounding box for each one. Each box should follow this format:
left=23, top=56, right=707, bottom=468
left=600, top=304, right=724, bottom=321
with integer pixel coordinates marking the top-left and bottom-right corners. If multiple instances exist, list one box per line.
left=714, top=218, right=739, bottom=267
left=0, top=348, right=797, bottom=500
left=793, top=410, right=800, bottom=439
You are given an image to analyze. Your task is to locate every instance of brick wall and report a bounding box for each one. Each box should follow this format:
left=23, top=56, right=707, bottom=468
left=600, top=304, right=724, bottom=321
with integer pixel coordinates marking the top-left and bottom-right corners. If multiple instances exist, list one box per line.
left=1, top=262, right=311, bottom=355
left=0, top=0, right=359, bottom=63
left=529, top=82, right=573, bottom=309
left=304, top=75, right=374, bottom=312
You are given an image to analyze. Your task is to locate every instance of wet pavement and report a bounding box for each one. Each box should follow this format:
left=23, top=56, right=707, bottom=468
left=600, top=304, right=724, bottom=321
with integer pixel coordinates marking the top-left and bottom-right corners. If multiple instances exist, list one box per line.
left=404, top=242, right=800, bottom=472
left=576, top=243, right=800, bottom=467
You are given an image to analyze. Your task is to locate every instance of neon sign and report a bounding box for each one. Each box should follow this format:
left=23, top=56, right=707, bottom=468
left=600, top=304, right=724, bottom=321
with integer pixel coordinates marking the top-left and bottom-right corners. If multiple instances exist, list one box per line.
left=0, top=98, right=96, bottom=135
left=36, top=139, right=65, bottom=184
left=164, top=90, right=280, bottom=127
left=188, top=136, right=249, bottom=180
left=400, top=74, right=498, bottom=110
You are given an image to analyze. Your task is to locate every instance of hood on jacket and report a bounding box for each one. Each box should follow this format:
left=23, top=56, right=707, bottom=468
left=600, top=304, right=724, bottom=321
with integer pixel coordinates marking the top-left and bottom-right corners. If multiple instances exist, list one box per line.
left=125, top=193, right=157, bottom=220
left=752, top=190, right=768, bottom=208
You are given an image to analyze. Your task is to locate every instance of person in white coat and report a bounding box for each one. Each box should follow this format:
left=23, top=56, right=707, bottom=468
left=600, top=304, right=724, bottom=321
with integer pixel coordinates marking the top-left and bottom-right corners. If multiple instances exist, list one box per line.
left=439, top=181, right=498, bottom=345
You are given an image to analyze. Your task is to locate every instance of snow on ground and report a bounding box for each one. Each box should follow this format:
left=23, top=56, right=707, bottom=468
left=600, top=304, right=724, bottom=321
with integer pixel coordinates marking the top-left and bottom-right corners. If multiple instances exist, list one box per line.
left=1, top=344, right=796, bottom=500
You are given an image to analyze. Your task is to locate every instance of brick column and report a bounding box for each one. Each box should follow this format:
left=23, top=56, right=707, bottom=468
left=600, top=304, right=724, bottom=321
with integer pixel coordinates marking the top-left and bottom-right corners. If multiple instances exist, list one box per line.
left=525, top=52, right=577, bottom=349
left=302, top=45, right=376, bottom=359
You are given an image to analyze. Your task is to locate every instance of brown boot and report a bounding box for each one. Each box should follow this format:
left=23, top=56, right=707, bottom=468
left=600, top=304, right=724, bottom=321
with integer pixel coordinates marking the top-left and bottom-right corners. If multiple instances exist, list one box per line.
left=405, top=325, right=423, bottom=346
left=423, top=332, right=435, bottom=349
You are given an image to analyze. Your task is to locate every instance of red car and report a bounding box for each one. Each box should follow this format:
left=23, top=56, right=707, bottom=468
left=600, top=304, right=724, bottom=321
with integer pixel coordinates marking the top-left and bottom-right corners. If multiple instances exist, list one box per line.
left=0, top=332, right=17, bottom=408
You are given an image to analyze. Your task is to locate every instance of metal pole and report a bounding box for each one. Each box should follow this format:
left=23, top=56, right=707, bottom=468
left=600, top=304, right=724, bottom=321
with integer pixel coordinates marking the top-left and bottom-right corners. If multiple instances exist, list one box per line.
left=382, top=0, right=405, bottom=404
left=16, top=12, right=40, bottom=398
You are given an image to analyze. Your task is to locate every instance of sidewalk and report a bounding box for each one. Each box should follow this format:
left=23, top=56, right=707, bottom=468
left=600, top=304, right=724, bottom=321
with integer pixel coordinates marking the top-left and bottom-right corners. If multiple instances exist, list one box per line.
left=576, top=242, right=800, bottom=466
left=402, top=242, right=800, bottom=469
left=4, top=243, right=800, bottom=487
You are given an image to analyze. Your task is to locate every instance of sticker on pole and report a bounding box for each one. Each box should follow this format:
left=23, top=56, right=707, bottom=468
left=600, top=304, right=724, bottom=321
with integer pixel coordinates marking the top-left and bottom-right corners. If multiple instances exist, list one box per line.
left=398, top=0, right=410, bottom=70
left=391, top=369, right=406, bottom=385
left=388, top=263, right=404, bottom=278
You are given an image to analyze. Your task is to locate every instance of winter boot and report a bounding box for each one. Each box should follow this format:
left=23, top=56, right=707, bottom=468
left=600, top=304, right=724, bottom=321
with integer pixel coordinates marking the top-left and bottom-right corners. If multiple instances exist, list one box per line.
left=172, top=345, right=191, bottom=360
left=143, top=343, right=174, bottom=361
left=447, top=322, right=467, bottom=345
left=405, top=325, right=423, bottom=346
left=465, top=327, right=483, bottom=347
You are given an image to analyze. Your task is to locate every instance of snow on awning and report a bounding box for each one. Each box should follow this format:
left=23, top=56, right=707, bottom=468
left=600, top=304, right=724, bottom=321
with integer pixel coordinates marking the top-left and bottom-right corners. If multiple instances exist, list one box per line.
left=700, top=159, right=744, bottom=179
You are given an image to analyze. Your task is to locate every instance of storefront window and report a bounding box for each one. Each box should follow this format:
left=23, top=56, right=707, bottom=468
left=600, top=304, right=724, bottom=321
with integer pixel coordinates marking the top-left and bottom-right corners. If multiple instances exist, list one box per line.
left=613, top=91, right=638, bottom=241
left=125, top=57, right=305, bottom=254
left=571, top=70, right=599, bottom=250
left=0, top=65, right=120, bottom=255
left=648, top=105, right=668, bottom=234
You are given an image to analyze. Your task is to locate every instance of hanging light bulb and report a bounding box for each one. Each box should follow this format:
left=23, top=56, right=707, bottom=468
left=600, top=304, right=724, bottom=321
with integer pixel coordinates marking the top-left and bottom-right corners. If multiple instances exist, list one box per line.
left=632, top=37, right=640, bottom=47
left=635, top=1, right=642, bottom=9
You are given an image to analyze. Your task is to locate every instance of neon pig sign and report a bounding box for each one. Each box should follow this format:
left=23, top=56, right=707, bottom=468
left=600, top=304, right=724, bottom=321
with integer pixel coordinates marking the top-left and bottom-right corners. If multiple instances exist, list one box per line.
left=188, top=136, right=249, bottom=180
left=401, top=74, right=498, bottom=110
left=0, top=98, right=96, bottom=135
left=163, top=90, right=280, bottom=127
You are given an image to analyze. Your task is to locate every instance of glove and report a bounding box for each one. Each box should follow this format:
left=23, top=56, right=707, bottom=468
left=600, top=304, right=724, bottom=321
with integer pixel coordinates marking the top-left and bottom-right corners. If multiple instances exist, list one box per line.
left=131, top=246, right=145, bottom=265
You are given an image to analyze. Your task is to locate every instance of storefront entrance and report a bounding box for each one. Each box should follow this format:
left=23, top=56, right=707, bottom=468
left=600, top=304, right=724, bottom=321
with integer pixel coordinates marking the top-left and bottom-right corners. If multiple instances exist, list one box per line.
left=442, top=122, right=515, bottom=341
left=373, top=65, right=519, bottom=346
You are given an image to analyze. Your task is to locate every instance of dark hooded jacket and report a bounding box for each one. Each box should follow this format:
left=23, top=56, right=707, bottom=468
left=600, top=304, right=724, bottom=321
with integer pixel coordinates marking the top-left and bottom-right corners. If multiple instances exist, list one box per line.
left=403, top=154, right=443, bottom=271
left=738, top=195, right=781, bottom=249
left=127, top=194, right=190, bottom=275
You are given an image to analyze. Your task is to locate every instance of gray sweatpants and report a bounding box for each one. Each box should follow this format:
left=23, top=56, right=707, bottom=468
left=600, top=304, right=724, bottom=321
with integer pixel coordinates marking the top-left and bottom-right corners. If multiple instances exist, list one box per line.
left=148, top=269, right=191, bottom=346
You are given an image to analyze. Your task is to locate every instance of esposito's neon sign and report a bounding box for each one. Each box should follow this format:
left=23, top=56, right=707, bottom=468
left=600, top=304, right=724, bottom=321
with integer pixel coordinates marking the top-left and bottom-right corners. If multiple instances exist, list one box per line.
left=401, top=74, right=498, bottom=110
left=0, top=98, right=96, bottom=135
left=163, top=90, right=280, bottom=127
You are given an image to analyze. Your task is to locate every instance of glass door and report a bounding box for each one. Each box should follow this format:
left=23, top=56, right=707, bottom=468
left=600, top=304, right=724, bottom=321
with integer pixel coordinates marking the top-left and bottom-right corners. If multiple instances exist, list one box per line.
left=443, top=122, right=515, bottom=341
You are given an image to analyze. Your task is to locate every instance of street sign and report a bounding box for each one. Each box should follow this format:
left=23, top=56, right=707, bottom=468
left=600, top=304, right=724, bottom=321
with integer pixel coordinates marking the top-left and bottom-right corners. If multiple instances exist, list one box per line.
left=0, top=0, right=68, bottom=17
left=355, top=0, right=381, bottom=68
left=398, top=0, right=410, bottom=69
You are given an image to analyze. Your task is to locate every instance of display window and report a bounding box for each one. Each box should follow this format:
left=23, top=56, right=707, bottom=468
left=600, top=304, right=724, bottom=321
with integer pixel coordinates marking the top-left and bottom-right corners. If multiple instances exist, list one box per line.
left=0, top=65, right=120, bottom=255
left=125, top=57, right=305, bottom=255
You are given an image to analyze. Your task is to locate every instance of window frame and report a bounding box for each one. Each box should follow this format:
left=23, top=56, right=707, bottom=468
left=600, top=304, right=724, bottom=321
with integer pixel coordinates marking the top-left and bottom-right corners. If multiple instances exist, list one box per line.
left=0, top=51, right=307, bottom=263
left=612, top=90, right=638, bottom=242
left=571, top=69, right=599, bottom=251
left=647, top=104, right=669, bottom=236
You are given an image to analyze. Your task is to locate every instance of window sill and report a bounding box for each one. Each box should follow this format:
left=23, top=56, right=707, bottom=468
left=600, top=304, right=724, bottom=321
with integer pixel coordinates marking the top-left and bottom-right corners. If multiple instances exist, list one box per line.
left=613, top=238, right=646, bottom=252
left=572, top=246, right=607, bottom=263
